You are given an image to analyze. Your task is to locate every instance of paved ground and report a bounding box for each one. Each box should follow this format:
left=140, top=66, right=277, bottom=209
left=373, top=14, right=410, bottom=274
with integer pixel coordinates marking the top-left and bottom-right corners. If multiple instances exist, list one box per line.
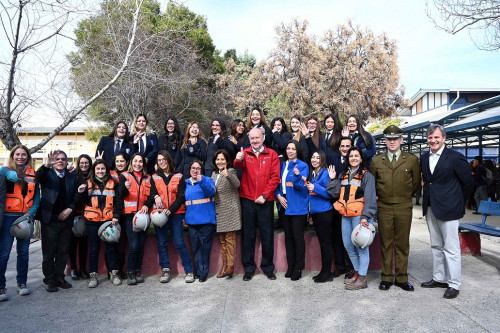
left=0, top=206, right=499, bottom=333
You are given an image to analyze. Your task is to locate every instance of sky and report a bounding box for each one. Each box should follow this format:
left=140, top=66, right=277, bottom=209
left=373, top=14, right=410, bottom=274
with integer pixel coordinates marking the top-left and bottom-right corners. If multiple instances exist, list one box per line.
left=182, top=0, right=500, bottom=100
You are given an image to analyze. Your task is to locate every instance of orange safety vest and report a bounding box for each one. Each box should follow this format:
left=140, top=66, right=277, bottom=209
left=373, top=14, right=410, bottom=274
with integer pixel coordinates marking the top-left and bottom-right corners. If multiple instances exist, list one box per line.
left=151, top=173, right=185, bottom=214
left=122, top=172, right=151, bottom=214
left=333, top=170, right=366, bottom=217
left=110, top=170, right=119, bottom=182
left=6, top=167, right=36, bottom=213
left=83, top=179, right=116, bottom=222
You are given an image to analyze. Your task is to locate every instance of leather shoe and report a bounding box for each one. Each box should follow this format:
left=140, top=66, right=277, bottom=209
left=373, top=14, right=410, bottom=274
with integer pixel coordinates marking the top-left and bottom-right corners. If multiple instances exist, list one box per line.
left=421, top=279, right=448, bottom=288
left=199, top=276, right=207, bottom=283
left=264, top=271, right=277, bottom=280
left=56, top=279, right=72, bottom=289
left=243, top=272, right=254, bottom=281
left=395, top=281, right=414, bottom=291
left=332, top=268, right=346, bottom=278
left=379, top=281, right=393, bottom=291
left=45, top=283, right=58, bottom=293
left=285, top=267, right=294, bottom=278
left=290, top=270, right=301, bottom=281
left=443, top=287, right=459, bottom=299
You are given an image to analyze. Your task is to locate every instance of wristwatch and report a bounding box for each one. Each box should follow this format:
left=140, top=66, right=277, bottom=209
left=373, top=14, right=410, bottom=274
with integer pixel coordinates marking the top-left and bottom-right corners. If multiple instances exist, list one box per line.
left=261, top=194, right=267, bottom=200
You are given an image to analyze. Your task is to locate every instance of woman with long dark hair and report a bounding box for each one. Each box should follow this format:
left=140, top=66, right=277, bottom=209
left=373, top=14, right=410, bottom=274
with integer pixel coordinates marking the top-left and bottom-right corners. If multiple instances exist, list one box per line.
left=158, top=116, right=184, bottom=168
left=131, top=113, right=158, bottom=175
left=289, top=115, right=309, bottom=162
left=345, top=115, right=377, bottom=166
left=243, top=107, right=272, bottom=148
left=95, top=120, right=134, bottom=169
left=275, top=140, right=309, bottom=281
left=327, top=146, right=377, bottom=290
left=323, top=113, right=342, bottom=155
left=69, top=154, right=92, bottom=281
left=205, top=118, right=235, bottom=177
left=270, top=117, right=291, bottom=161
left=300, top=115, right=326, bottom=161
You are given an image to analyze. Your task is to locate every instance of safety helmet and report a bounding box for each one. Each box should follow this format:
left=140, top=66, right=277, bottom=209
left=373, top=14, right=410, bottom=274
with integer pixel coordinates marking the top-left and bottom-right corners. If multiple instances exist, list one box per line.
left=351, top=222, right=376, bottom=249
left=98, top=221, right=121, bottom=243
left=10, top=215, right=34, bottom=240
left=132, top=212, right=150, bottom=232
left=150, top=209, right=168, bottom=228
left=72, top=216, right=87, bottom=237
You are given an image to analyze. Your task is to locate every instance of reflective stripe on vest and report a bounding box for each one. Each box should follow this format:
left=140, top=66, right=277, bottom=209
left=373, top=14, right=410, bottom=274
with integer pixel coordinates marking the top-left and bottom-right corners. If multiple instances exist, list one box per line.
left=152, top=173, right=185, bottom=214
left=122, top=172, right=151, bottom=214
left=110, top=170, right=119, bottom=181
left=185, top=197, right=213, bottom=206
left=6, top=167, right=36, bottom=213
left=333, top=170, right=365, bottom=217
left=83, top=178, right=115, bottom=222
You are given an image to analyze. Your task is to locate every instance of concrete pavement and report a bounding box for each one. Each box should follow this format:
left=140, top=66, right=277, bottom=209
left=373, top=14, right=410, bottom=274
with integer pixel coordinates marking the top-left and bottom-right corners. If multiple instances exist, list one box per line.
left=0, top=206, right=499, bottom=332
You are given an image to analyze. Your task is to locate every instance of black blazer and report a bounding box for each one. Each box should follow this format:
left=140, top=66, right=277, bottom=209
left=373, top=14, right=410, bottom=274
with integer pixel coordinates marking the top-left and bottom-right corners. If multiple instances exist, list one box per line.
left=95, top=136, right=135, bottom=169
left=133, top=133, right=159, bottom=175
left=421, top=147, right=474, bottom=221
left=36, top=166, right=78, bottom=224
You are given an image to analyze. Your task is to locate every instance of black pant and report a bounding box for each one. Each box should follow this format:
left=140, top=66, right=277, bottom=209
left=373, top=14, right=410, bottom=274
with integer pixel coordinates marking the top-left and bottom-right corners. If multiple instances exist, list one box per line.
left=69, top=234, right=88, bottom=271
left=312, top=209, right=334, bottom=274
left=332, top=209, right=353, bottom=271
left=105, top=216, right=127, bottom=274
left=279, top=208, right=306, bottom=270
left=87, top=224, right=117, bottom=273
left=241, top=198, right=275, bottom=274
left=41, top=220, right=72, bottom=284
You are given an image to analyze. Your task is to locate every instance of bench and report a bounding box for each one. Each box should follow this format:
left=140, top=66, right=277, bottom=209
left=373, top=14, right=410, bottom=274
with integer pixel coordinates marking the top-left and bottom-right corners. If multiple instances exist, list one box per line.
left=460, top=199, right=500, bottom=237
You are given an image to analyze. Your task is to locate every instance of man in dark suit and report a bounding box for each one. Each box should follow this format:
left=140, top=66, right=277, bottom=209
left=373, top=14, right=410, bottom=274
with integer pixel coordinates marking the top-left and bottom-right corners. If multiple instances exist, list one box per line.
left=420, top=124, right=473, bottom=299
left=95, top=121, right=134, bottom=169
left=36, top=150, right=78, bottom=292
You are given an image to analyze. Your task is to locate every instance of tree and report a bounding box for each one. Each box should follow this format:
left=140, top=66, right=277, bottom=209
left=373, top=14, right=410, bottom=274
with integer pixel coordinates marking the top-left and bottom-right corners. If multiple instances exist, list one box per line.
left=69, top=0, right=225, bottom=131
left=0, top=0, right=145, bottom=152
left=427, top=0, right=500, bottom=51
left=216, top=19, right=405, bottom=121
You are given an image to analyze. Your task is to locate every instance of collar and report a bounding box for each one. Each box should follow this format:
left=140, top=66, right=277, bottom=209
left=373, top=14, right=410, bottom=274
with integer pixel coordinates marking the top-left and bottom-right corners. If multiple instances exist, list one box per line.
left=55, top=170, right=65, bottom=178
left=430, top=145, right=445, bottom=157
left=252, top=146, right=265, bottom=154
left=387, top=150, right=402, bottom=161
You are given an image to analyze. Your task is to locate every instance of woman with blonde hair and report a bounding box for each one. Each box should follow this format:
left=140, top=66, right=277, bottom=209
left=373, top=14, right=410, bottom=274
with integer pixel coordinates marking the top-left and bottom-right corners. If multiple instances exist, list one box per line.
left=131, top=113, right=158, bottom=175
left=177, top=122, right=207, bottom=177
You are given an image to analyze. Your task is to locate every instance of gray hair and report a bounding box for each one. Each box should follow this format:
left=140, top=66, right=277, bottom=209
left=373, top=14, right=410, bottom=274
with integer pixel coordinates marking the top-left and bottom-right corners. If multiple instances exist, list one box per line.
left=426, top=124, right=446, bottom=137
left=54, top=150, right=68, bottom=158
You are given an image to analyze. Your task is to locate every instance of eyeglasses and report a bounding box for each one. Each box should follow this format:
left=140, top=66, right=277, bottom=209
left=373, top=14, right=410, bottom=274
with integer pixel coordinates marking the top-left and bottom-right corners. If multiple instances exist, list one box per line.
left=56, top=158, right=67, bottom=161
left=157, top=158, right=166, bottom=162
left=191, top=126, right=200, bottom=130
left=191, top=167, right=202, bottom=171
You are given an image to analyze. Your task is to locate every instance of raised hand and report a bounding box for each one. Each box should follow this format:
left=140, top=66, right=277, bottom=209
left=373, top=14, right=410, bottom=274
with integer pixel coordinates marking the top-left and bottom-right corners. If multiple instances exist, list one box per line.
left=299, top=122, right=309, bottom=137
left=67, top=162, right=75, bottom=172
left=96, top=150, right=104, bottom=160
left=196, top=173, right=202, bottom=182
left=327, top=165, right=336, bottom=180
left=341, top=127, right=349, bottom=137
left=293, top=164, right=300, bottom=176
left=16, top=166, right=26, bottom=180
left=46, top=151, right=58, bottom=166
left=236, top=147, right=244, bottom=162
left=78, top=184, right=87, bottom=193
left=228, top=135, right=237, bottom=145
left=221, top=166, right=229, bottom=177
left=133, top=131, right=144, bottom=144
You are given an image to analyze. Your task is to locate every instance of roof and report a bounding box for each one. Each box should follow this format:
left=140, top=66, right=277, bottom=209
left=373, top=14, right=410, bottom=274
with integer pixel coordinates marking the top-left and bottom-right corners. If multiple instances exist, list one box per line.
left=409, top=88, right=500, bottom=106
left=17, top=127, right=86, bottom=134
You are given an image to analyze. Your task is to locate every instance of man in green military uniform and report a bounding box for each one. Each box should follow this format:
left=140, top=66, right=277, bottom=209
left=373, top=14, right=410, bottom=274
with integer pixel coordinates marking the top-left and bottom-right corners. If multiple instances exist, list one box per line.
left=371, top=125, right=421, bottom=291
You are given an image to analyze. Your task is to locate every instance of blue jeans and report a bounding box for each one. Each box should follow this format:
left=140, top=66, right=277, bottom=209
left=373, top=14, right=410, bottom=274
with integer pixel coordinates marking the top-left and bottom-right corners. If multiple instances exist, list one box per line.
left=87, top=223, right=117, bottom=273
left=125, top=215, right=146, bottom=273
left=188, top=223, right=215, bottom=277
left=341, top=216, right=370, bottom=276
left=155, top=214, right=193, bottom=273
left=0, top=215, right=30, bottom=288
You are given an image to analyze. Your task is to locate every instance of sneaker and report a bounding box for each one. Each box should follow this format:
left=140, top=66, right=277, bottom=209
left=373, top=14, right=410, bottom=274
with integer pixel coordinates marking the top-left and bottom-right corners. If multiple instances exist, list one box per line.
left=71, top=269, right=80, bottom=281
left=127, top=272, right=137, bottom=286
left=135, top=271, right=145, bottom=283
left=0, top=288, right=8, bottom=301
left=185, top=272, right=195, bottom=283
left=346, top=275, right=367, bottom=290
left=111, top=270, right=122, bottom=286
left=160, top=268, right=171, bottom=283
left=17, top=284, right=32, bottom=296
left=88, top=272, right=98, bottom=288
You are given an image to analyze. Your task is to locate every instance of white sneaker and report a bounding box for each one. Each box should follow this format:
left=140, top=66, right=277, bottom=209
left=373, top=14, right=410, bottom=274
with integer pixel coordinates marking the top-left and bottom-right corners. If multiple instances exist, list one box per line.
left=185, top=272, right=194, bottom=283
left=111, top=270, right=122, bottom=286
left=88, top=272, right=98, bottom=288
left=160, top=268, right=171, bottom=283
left=0, top=288, right=8, bottom=301
left=17, top=284, right=32, bottom=296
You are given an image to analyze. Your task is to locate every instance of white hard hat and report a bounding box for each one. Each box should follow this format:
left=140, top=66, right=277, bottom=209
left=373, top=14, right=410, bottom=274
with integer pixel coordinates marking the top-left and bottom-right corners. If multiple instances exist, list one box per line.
left=72, top=216, right=87, bottom=237
left=351, top=222, right=376, bottom=249
left=10, top=215, right=34, bottom=240
left=132, top=212, right=150, bottom=232
left=150, top=209, right=168, bottom=228
left=98, top=221, right=121, bottom=243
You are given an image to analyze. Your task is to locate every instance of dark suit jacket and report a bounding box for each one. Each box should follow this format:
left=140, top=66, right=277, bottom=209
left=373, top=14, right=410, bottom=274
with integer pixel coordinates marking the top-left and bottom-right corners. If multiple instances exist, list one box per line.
left=421, top=147, right=474, bottom=221
left=95, top=136, right=135, bottom=169
left=133, top=133, right=159, bottom=175
left=36, top=166, right=78, bottom=225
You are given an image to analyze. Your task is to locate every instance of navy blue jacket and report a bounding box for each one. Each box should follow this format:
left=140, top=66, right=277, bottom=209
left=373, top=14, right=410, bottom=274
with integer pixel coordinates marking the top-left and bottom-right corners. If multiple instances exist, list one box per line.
left=133, top=133, right=159, bottom=175
left=351, top=132, right=377, bottom=166
left=36, top=165, right=78, bottom=225
left=158, top=133, right=184, bottom=167
left=95, top=136, right=135, bottom=169
left=421, top=147, right=474, bottom=221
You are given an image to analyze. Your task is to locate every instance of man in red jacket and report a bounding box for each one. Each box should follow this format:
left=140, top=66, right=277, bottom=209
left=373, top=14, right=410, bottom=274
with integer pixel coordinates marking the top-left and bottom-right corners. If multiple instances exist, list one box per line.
left=234, top=128, right=280, bottom=281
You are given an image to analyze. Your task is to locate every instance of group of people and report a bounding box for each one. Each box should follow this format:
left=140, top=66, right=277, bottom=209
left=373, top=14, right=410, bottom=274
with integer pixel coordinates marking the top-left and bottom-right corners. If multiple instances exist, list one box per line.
left=0, top=108, right=478, bottom=301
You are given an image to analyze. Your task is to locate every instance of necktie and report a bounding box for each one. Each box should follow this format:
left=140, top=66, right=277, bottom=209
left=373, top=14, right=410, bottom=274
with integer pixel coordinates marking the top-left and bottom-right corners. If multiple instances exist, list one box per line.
left=114, top=140, right=121, bottom=155
left=391, top=155, right=397, bottom=167
left=139, top=138, right=145, bottom=154
left=326, top=133, right=330, bottom=142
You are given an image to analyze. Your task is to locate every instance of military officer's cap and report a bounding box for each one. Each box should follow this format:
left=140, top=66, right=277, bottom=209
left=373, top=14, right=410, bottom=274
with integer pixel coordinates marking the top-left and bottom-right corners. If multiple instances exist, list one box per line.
left=383, top=125, right=403, bottom=139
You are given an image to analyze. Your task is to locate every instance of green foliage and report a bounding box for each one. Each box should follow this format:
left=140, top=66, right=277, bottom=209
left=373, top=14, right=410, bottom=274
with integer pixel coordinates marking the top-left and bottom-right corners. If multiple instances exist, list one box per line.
left=265, top=91, right=290, bottom=120
left=367, top=117, right=402, bottom=134
left=84, top=125, right=112, bottom=142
